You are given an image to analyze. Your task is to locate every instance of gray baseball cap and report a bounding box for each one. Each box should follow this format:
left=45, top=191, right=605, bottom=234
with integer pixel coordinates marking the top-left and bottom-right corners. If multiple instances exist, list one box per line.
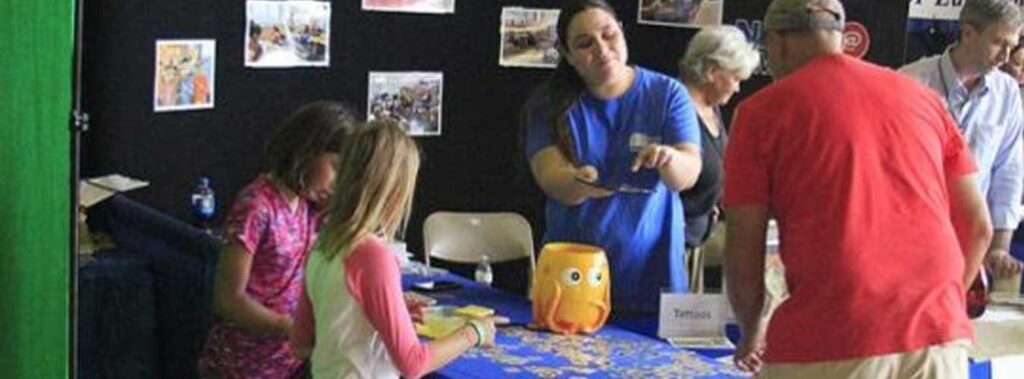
left=764, top=0, right=846, bottom=32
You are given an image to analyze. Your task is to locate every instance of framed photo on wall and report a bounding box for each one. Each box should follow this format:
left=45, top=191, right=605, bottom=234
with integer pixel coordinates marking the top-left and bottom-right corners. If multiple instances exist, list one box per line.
left=637, top=0, right=723, bottom=29
left=367, top=71, right=444, bottom=137
left=245, top=0, right=331, bottom=68
left=153, top=39, right=215, bottom=112
left=363, top=0, right=455, bottom=14
left=499, top=7, right=560, bottom=69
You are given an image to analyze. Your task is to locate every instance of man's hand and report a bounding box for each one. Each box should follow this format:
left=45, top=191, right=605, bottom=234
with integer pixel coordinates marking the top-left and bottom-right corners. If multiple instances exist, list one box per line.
left=986, top=248, right=1024, bottom=279
left=734, top=325, right=766, bottom=373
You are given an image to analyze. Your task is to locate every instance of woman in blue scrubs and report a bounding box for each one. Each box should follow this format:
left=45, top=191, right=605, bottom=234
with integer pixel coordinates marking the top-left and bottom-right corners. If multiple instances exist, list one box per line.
left=523, top=0, right=702, bottom=314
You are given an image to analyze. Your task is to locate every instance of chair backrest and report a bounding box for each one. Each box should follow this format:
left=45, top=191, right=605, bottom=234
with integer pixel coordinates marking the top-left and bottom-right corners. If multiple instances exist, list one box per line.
left=423, top=211, right=535, bottom=275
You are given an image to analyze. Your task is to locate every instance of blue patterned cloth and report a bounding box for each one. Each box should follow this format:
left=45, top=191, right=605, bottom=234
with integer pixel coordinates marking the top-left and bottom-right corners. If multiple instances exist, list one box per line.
left=403, top=272, right=744, bottom=379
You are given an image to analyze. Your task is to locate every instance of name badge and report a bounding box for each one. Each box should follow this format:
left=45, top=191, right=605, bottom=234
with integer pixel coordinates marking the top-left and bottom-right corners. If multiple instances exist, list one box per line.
left=628, top=132, right=661, bottom=152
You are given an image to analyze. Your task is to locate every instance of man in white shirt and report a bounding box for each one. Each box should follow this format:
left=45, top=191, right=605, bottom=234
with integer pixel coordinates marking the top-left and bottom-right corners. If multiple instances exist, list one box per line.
left=902, top=0, right=1024, bottom=282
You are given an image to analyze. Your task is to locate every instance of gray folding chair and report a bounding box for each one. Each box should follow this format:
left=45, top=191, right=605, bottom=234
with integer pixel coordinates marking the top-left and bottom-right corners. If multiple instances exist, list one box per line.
left=422, top=211, right=536, bottom=286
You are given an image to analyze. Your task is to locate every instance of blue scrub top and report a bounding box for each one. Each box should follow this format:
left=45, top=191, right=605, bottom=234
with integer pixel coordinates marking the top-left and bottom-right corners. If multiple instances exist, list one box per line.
left=525, top=67, right=700, bottom=313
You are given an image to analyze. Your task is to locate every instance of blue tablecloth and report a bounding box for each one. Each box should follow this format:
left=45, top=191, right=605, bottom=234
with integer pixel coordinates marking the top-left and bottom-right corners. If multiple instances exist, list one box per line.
left=403, top=273, right=746, bottom=379
left=404, top=271, right=1000, bottom=379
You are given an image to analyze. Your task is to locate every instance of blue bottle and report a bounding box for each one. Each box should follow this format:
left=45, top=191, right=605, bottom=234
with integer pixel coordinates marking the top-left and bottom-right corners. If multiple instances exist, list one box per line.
left=191, top=176, right=216, bottom=233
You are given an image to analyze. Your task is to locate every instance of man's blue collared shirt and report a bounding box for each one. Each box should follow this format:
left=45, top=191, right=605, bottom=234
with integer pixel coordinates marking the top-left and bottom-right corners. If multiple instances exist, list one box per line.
left=901, top=49, right=1024, bottom=230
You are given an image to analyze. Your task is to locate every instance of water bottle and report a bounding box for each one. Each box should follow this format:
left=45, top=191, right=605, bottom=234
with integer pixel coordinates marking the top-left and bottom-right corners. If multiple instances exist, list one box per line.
left=474, top=255, right=493, bottom=287
left=191, top=176, right=216, bottom=233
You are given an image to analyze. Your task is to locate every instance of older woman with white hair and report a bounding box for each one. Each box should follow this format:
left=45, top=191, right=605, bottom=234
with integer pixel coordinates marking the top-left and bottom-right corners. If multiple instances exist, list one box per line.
left=678, top=25, right=760, bottom=292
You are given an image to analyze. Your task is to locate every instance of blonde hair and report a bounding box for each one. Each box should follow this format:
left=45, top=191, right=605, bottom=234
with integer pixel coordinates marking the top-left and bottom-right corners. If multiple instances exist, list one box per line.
left=319, top=121, right=421, bottom=260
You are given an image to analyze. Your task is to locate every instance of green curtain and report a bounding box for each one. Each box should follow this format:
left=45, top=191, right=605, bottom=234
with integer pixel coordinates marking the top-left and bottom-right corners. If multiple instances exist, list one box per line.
left=0, top=1, right=73, bottom=378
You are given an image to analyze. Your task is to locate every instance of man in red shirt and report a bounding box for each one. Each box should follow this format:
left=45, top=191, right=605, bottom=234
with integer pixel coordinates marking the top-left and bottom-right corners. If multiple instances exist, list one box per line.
left=723, top=0, right=993, bottom=377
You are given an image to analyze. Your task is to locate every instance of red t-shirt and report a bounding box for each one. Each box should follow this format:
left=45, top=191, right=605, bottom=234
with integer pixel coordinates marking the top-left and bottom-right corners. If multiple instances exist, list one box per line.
left=724, top=54, right=976, bottom=363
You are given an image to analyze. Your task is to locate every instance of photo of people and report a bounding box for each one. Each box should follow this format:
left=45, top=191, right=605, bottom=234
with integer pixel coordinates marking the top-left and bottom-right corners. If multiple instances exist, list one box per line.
left=499, top=7, right=560, bottom=69
left=367, top=72, right=443, bottom=137
left=153, top=39, right=215, bottom=112
left=637, top=0, right=723, bottom=28
left=245, top=0, right=330, bottom=68
left=362, top=0, right=455, bottom=14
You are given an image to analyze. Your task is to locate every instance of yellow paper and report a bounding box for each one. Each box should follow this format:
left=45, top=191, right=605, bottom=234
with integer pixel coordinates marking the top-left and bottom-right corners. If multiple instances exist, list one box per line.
left=415, top=310, right=466, bottom=339
left=454, top=305, right=495, bottom=319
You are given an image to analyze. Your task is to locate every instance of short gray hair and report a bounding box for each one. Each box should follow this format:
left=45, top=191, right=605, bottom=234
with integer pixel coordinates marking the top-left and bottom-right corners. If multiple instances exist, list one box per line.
left=960, top=0, right=1022, bottom=32
left=678, top=25, right=761, bottom=85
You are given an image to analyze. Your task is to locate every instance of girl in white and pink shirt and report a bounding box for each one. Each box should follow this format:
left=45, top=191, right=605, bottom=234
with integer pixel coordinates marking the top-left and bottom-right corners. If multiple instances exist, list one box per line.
left=291, top=121, right=496, bottom=379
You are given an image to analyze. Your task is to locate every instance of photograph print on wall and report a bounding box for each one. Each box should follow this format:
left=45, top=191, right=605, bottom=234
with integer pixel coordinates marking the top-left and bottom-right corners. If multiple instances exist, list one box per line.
left=637, top=0, right=723, bottom=29
left=499, top=7, right=560, bottom=69
left=245, top=0, right=331, bottom=68
left=367, top=71, right=444, bottom=137
left=363, top=0, right=455, bottom=14
left=154, top=39, right=215, bottom=112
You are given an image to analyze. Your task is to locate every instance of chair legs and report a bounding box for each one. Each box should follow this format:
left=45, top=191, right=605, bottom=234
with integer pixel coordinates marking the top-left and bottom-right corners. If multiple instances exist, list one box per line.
left=685, top=247, right=705, bottom=294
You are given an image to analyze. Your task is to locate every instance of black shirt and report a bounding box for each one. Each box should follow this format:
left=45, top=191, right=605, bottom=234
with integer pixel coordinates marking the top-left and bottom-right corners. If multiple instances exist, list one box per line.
left=680, top=111, right=726, bottom=247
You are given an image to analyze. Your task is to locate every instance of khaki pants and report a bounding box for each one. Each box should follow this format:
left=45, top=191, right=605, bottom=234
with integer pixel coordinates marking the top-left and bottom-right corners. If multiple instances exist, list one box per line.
left=758, top=340, right=969, bottom=379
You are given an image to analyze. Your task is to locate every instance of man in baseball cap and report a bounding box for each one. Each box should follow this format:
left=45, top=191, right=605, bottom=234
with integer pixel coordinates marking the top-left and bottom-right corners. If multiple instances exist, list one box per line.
left=760, top=0, right=845, bottom=77
left=764, top=0, right=845, bottom=32
left=724, top=0, right=990, bottom=377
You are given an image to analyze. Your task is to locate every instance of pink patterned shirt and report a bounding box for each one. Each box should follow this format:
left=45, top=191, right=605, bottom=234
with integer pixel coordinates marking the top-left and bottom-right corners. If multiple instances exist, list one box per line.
left=199, top=174, right=319, bottom=379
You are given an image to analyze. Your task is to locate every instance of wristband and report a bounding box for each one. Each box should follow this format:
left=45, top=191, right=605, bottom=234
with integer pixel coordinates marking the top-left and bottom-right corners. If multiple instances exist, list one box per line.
left=467, top=320, right=485, bottom=348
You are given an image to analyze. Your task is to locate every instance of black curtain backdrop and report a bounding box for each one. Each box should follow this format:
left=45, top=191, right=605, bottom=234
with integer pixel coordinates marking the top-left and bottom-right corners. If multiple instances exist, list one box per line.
left=83, top=0, right=911, bottom=272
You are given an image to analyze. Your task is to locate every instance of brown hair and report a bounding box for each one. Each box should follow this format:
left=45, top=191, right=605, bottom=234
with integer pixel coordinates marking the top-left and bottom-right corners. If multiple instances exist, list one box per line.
left=265, top=101, right=356, bottom=194
left=524, top=0, right=619, bottom=165
left=319, top=121, right=421, bottom=260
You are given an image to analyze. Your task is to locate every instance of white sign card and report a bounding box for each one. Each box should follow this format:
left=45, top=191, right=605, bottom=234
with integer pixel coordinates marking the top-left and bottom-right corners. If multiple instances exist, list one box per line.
left=992, top=355, right=1024, bottom=379
left=658, top=293, right=734, bottom=349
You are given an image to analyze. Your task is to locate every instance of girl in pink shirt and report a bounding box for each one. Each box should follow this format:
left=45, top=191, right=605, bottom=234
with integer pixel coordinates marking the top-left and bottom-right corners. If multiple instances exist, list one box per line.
left=198, top=101, right=356, bottom=379
left=291, top=121, right=496, bottom=379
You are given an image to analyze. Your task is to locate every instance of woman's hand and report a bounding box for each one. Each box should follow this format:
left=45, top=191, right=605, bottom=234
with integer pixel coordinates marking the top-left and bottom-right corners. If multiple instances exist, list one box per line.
left=631, top=144, right=677, bottom=172
left=574, top=165, right=614, bottom=199
left=529, top=147, right=613, bottom=205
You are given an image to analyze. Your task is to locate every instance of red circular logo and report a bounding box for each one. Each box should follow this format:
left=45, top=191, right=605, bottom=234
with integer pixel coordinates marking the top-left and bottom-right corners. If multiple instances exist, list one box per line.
left=842, top=22, right=870, bottom=59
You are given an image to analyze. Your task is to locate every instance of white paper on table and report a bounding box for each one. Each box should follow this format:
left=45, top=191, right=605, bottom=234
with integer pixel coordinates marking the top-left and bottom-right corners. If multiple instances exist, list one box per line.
left=80, top=182, right=115, bottom=208
left=979, top=307, right=1024, bottom=323
left=79, top=174, right=149, bottom=208
left=667, top=336, right=735, bottom=350
left=992, top=354, right=1024, bottom=379
left=990, top=293, right=1024, bottom=307
left=88, top=174, right=149, bottom=192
